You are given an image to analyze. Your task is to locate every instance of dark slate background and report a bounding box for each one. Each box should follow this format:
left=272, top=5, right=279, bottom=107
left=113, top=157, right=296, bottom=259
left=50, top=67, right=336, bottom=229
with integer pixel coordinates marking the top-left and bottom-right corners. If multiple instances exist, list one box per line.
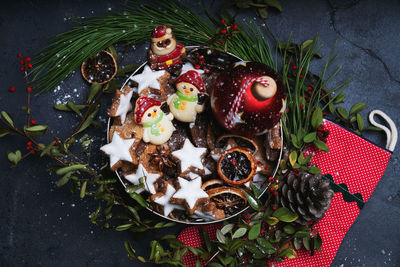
left=1, top=0, right=399, bottom=266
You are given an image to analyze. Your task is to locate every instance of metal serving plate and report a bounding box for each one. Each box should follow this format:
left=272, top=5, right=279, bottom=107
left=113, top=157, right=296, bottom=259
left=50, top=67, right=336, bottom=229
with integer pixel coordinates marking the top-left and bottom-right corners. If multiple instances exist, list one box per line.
left=106, top=46, right=283, bottom=224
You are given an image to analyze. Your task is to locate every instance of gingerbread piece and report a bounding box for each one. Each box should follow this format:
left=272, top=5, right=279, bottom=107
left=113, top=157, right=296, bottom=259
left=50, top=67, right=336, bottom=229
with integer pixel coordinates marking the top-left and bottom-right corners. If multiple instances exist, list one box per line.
left=124, top=163, right=162, bottom=194
left=151, top=181, right=185, bottom=217
left=100, top=131, right=136, bottom=171
left=171, top=138, right=207, bottom=174
left=170, top=177, right=209, bottom=214
left=109, top=85, right=134, bottom=124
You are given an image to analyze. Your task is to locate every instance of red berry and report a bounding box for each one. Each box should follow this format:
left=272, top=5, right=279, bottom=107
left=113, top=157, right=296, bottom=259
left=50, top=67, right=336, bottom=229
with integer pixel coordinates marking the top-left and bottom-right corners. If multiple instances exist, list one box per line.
left=20, top=59, right=25, bottom=65
left=273, top=191, right=278, bottom=196
left=221, top=19, right=226, bottom=24
left=219, top=40, right=225, bottom=44
left=26, top=146, right=31, bottom=150
left=272, top=206, right=278, bottom=210
left=20, top=66, right=25, bottom=71
left=30, top=119, right=36, bottom=124
left=275, top=179, right=279, bottom=184
left=308, top=86, right=312, bottom=90
left=28, top=64, right=33, bottom=69
left=269, top=187, right=275, bottom=192
left=204, top=69, right=210, bottom=74
left=199, top=55, right=204, bottom=59
left=31, top=150, right=36, bottom=154
left=25, top=57, right=31, bottom=62
left=194, top=64, right=200, bottom=69
left=17, top=53, right=22, bottom=58
left=268, top=177, right=274, bottom=183
left=286, top=108, right=289, bottom=114
left=221, top=29, right=227, bottom=34
left=233, top=24, right=238, bottom=30
left=299, top=74, right=303, bottom=79
left=9, top=86, right=15, bottom=92
left=26, top=87, right=32, bottom=93
left=55, top=141, right=60, bottom=145
left=292, top=65, right=297, bottom=69
left=27, top=141, right=32, bottom=146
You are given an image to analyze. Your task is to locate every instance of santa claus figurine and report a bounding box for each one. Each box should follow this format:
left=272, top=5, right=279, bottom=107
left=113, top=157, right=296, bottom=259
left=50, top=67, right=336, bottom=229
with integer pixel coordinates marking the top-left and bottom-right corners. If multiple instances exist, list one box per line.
left=148, top=25, right=186, bottom=73
left=167, top=70, right=206, bottom=123
left=134, top=97, right=175, bottom=145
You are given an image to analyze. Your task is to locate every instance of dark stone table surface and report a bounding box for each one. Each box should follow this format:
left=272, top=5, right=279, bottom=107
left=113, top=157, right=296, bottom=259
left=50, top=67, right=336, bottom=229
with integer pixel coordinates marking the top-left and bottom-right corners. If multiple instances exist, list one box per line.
left=0, top=0, right=399, bottom=266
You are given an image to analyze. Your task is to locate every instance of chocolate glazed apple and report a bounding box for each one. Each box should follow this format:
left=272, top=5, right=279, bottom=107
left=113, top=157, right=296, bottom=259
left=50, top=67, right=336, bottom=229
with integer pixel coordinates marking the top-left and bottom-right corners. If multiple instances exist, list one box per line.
left=211, top=61, right=287, bottom=136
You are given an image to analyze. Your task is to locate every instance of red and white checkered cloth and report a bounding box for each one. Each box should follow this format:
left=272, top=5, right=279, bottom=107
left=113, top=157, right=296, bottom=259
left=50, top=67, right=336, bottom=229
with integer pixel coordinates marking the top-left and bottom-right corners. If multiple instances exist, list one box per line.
left=178, top=120, right=393, bottom=267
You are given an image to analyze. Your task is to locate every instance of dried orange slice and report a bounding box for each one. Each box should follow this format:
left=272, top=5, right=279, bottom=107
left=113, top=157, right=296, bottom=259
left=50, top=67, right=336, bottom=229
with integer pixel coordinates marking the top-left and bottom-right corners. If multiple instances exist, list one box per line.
left=81, top=50, right=117, bottom=84
left=201, top=179, right=224, bottom=190
left=217, top=147, right=256, bottom=185
left=206, top=186, right=247, bottom=215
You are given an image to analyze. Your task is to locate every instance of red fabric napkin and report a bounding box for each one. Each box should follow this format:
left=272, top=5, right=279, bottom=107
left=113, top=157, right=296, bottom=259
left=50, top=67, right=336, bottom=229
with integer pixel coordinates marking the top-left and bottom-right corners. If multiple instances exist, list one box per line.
left=178, top=120, right=392, bottom=267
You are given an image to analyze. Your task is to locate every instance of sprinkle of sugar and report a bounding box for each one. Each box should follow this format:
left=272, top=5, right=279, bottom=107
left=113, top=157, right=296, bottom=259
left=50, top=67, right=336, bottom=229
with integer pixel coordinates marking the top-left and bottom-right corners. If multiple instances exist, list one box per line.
left=100, top=132, right=135, bottom=168
left=124, top=164, right=161, bottom=194
left=172, top=139, right=206, bottom=173
left=172, top=177, right=208, bottom=210
left=153, top=183, right=184, bottom=216
left=130, top=65, right=166, bottom=94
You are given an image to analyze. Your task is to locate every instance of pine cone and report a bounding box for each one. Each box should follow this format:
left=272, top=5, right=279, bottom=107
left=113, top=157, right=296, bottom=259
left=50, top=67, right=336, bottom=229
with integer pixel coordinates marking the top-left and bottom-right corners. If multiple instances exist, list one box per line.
left=278, top=171, right=334, bottom=224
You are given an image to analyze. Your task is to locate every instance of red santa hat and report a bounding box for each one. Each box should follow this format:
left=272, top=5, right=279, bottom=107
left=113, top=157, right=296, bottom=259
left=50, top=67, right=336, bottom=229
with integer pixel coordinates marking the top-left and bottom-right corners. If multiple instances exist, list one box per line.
left=151, top=25, right=172, bottom=42
left=175, top=70, right=205, bottom=93
left=134, top=97, right=161, bottom=124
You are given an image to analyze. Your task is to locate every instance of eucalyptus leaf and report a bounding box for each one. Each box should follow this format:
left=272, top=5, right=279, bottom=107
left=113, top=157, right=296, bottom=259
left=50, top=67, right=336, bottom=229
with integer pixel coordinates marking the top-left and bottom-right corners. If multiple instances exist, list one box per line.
left=216, top=229, right=226, bottom=244
left=295, top=230, right=310, bottom=238
left=232, top=228, right=247, bottom=239
left=265, top=0, right=283, bottom=12
left=0, top=127, right=12, bottom=138
left=25, top=125, right=48, bottom=132
left=265, top=216, right=279, bottom=226
left=66, top=101, right=83, bottom=116
left=278, top=247, right=297, bottom=259
left=333, top=94, right=346, bottom=104
left=336, top=106, right=349, bottom=120
left=1, top=111, right=14, bottom=127
left=313, top=138, right=329, bottom=152
left=116, top=64, right=139, bottom=77
left=283, top=225, right=295, bottom=234
left=248, top=222, right=261, bottom=240
left=272, top=207, right=298, bottom=222
left=311, top=107, right=323, bottom=129
left=245, top=192, right=262, bottom=210
left=54, top=103, right=86, bottom=112
left=303, top=236, right=311, bottom=250
left=349, top=102, right=366, bottom=115
left=303, top=132, right=316, bottom=143
left=289, top=150, right=297, bottom=167
left=87, top=82, right=102, bottom=103
left=365, top=126, right=383, bottom=131
left=56, top=172, right=72, bottom=187
left=221, top=223, right=234, bottom=235
left=80, top=180, right=87, bottom=198
left=56, top=164, right=86, bottom=175
left=356, top=113, right=364, bottom=131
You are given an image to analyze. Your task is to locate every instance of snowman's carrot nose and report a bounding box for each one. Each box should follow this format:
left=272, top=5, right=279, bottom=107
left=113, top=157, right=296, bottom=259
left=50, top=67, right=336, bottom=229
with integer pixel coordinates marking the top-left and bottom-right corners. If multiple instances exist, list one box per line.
left=151, top=111, right=157, bottom=118
left=184, top=88, right=190, bottom=94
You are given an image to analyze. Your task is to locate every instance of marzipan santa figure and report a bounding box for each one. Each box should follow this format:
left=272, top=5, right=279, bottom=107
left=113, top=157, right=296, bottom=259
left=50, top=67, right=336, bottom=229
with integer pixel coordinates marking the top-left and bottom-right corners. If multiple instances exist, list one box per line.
left=167, top=70, right=206, bottom=123
left=134, top=97, right=175, bottom=145
left=148, top=25, right=186, bottom=74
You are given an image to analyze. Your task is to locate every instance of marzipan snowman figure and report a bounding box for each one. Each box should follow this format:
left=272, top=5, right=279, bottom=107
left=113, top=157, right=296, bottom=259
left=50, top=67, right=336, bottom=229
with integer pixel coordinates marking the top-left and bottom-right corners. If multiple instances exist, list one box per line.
left=134, top=97, right=175, bottom=145
left=167, top=70, right=206, bottom=123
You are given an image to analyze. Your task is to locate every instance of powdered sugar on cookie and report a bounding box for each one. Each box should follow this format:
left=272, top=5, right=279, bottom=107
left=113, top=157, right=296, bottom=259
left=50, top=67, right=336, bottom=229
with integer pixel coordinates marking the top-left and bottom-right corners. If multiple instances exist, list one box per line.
left=100, top=132, right=135, bottom=169
left=171, top=177, right=208, bottom=214
left=130, top=65, right=166, bottom=94
left=172, top=138, right=206, bottom=173
left=125, top=163, right=161, bottom=194
left=153, top=183, right=184, bottom=216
